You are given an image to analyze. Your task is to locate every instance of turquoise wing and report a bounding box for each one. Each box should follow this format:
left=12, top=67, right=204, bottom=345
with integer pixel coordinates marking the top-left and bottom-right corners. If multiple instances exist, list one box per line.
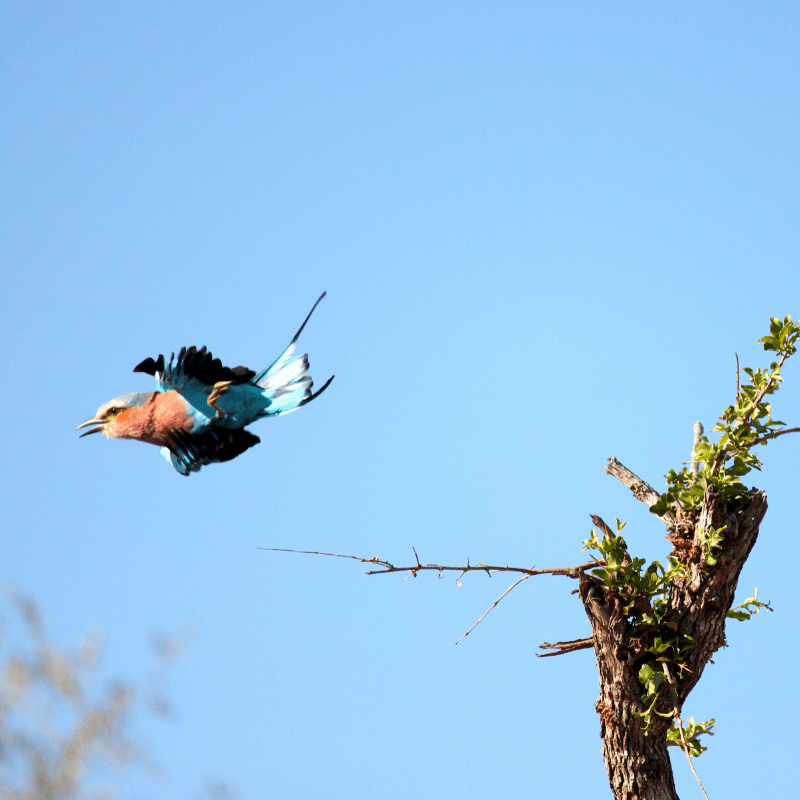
left=134, top=346, right=256, bottom=431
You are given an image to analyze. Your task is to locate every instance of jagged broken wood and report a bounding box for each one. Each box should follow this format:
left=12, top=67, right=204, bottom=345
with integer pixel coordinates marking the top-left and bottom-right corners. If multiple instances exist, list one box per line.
left=537, top=637, right=594, bottom=658
left=605, top=456, right=677, bottom=529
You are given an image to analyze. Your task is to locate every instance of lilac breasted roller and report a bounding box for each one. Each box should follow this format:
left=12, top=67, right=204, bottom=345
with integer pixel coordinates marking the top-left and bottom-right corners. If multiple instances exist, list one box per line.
left=78, top=292, right=333, bottom=476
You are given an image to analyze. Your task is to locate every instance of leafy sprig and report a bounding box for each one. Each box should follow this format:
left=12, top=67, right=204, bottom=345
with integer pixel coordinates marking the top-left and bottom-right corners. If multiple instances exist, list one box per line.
left=695, top=525, right=726, bottom=566
left=582, top=520, right=687, bottom=622
left=666, top=717, right=715, bottom=757
left=634, top=635, right=695, bottom=733
left=727, top=588, right=773, bottom=621
left=651, top=316, right=800, bottom=515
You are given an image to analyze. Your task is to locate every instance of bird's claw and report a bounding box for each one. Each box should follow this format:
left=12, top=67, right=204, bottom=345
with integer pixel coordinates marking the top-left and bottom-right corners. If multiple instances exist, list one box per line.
left=207, top=380, right=234, bottom=419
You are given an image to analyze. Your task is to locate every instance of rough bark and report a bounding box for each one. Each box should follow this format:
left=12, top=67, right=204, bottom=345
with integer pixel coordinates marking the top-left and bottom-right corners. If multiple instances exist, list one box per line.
left=664, top=487, right=767, bottom=702
left=582, top=570, right=678, bottom=800
left=582, top=482, right=768, bottom=800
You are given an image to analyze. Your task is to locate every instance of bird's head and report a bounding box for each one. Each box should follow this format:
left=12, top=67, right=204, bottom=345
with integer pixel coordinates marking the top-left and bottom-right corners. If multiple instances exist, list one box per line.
left=77, top=392, right=154, bottom=439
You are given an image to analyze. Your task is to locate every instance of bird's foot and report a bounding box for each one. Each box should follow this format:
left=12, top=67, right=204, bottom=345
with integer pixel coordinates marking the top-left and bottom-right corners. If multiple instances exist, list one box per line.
left=207, top=380, right=234, bottom=419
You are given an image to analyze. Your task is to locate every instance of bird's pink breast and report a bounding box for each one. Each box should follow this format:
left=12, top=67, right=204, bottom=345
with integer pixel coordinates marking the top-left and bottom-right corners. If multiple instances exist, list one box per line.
left=114, top=391, right=193, bottom=447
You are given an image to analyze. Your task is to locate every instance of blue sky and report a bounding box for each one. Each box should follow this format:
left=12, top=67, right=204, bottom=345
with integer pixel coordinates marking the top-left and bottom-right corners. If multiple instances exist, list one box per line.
left=2, top=2, right=798, bottom=797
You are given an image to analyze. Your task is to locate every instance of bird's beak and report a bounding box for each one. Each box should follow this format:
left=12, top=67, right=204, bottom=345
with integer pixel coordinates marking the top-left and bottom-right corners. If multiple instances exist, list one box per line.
left=77, top=417, right=106, bottom=437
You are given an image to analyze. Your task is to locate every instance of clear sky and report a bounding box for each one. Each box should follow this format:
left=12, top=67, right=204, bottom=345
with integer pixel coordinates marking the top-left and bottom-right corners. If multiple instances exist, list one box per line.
left=2, top=2, right=798, bottom=797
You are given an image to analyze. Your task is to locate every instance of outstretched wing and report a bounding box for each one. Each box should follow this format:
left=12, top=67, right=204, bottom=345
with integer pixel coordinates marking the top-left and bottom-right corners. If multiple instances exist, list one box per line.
left=134, top=346, right=255, bottom=392
left=133, top=293, right=333, bottom=431
left=160, top=427, right=261, bottom=476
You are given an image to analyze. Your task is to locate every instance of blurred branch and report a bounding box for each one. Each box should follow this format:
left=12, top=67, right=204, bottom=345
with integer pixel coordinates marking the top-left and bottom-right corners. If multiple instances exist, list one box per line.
left=0, top=589, right=203, bottom=800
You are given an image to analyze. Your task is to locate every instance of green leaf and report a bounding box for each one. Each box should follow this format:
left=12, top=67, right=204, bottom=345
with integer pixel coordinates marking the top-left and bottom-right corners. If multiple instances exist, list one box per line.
left=650, top=494, right=671, bottom=515
left=727, top=588, right=773, bottom=621
left=727, top=609, right=750, bottom=621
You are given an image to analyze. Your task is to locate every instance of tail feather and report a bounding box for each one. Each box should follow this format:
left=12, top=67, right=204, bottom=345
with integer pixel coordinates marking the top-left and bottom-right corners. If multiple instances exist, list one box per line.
left=254, top=292, right=334, bottom=417
left=298, top=374, right=334, bottom=408
left=256, top=360, right=334, bottom=417
left=254, top=292, right=327, bottom=385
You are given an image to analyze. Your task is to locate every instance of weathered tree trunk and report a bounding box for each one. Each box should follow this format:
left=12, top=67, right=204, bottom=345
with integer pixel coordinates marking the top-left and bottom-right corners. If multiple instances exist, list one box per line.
left=581, top=484, right=768, bottom=800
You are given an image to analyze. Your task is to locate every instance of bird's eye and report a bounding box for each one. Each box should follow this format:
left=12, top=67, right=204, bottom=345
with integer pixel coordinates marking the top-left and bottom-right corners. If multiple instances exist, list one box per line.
left=107, top=407, right=121, bottom=415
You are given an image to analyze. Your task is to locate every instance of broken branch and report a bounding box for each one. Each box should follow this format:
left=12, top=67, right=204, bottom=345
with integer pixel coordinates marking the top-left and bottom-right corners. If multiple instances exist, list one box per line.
left=537, top=637, right=594, bottom=658
left=605, top=457, right=676, bottom=530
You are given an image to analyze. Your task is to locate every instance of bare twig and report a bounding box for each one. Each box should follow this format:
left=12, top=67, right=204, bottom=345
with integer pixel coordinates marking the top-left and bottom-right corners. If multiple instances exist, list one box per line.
left=691, top=421, right=704, bottom=476
left=735, top=352, right=740, bottom=402
left=537, top=637, right=594, bottom=658
left=455, top=570, right=534, bottom=644
left=747, top=426, right=800, bottom=448
left=261, top=548, right=603, bottom=579
left=263, top=548, right=604, bottom=643
left=262, top=548, right=388, bottom=565
left=663, top=663, right=711, bottom=800
left=605, top=457, right=677, bottom=530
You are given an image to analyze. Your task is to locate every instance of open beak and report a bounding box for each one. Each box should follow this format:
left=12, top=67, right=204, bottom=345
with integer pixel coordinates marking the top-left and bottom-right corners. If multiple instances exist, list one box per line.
left=77, top=417, right=106, bottom=437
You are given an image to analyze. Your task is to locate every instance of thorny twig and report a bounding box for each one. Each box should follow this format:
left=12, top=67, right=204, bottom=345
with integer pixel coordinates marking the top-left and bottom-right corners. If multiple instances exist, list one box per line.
left=262, top=549, right=602, bottom=579
left=262, top=548, right=605, bottom=643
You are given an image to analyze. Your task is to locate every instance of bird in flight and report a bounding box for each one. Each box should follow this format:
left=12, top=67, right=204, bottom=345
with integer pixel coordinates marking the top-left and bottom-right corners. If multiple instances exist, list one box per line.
left=78, top=292, right=333, bottom=475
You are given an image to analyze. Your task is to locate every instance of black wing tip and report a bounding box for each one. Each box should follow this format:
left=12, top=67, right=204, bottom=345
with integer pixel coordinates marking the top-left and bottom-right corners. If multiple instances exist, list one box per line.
left=137, top=347, right=255, bottom=385
left=167, top=428, right=262, bottom=474
left=180, top=346, right=256, bottom=385
left=133, top=355, right=165, bottom=375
